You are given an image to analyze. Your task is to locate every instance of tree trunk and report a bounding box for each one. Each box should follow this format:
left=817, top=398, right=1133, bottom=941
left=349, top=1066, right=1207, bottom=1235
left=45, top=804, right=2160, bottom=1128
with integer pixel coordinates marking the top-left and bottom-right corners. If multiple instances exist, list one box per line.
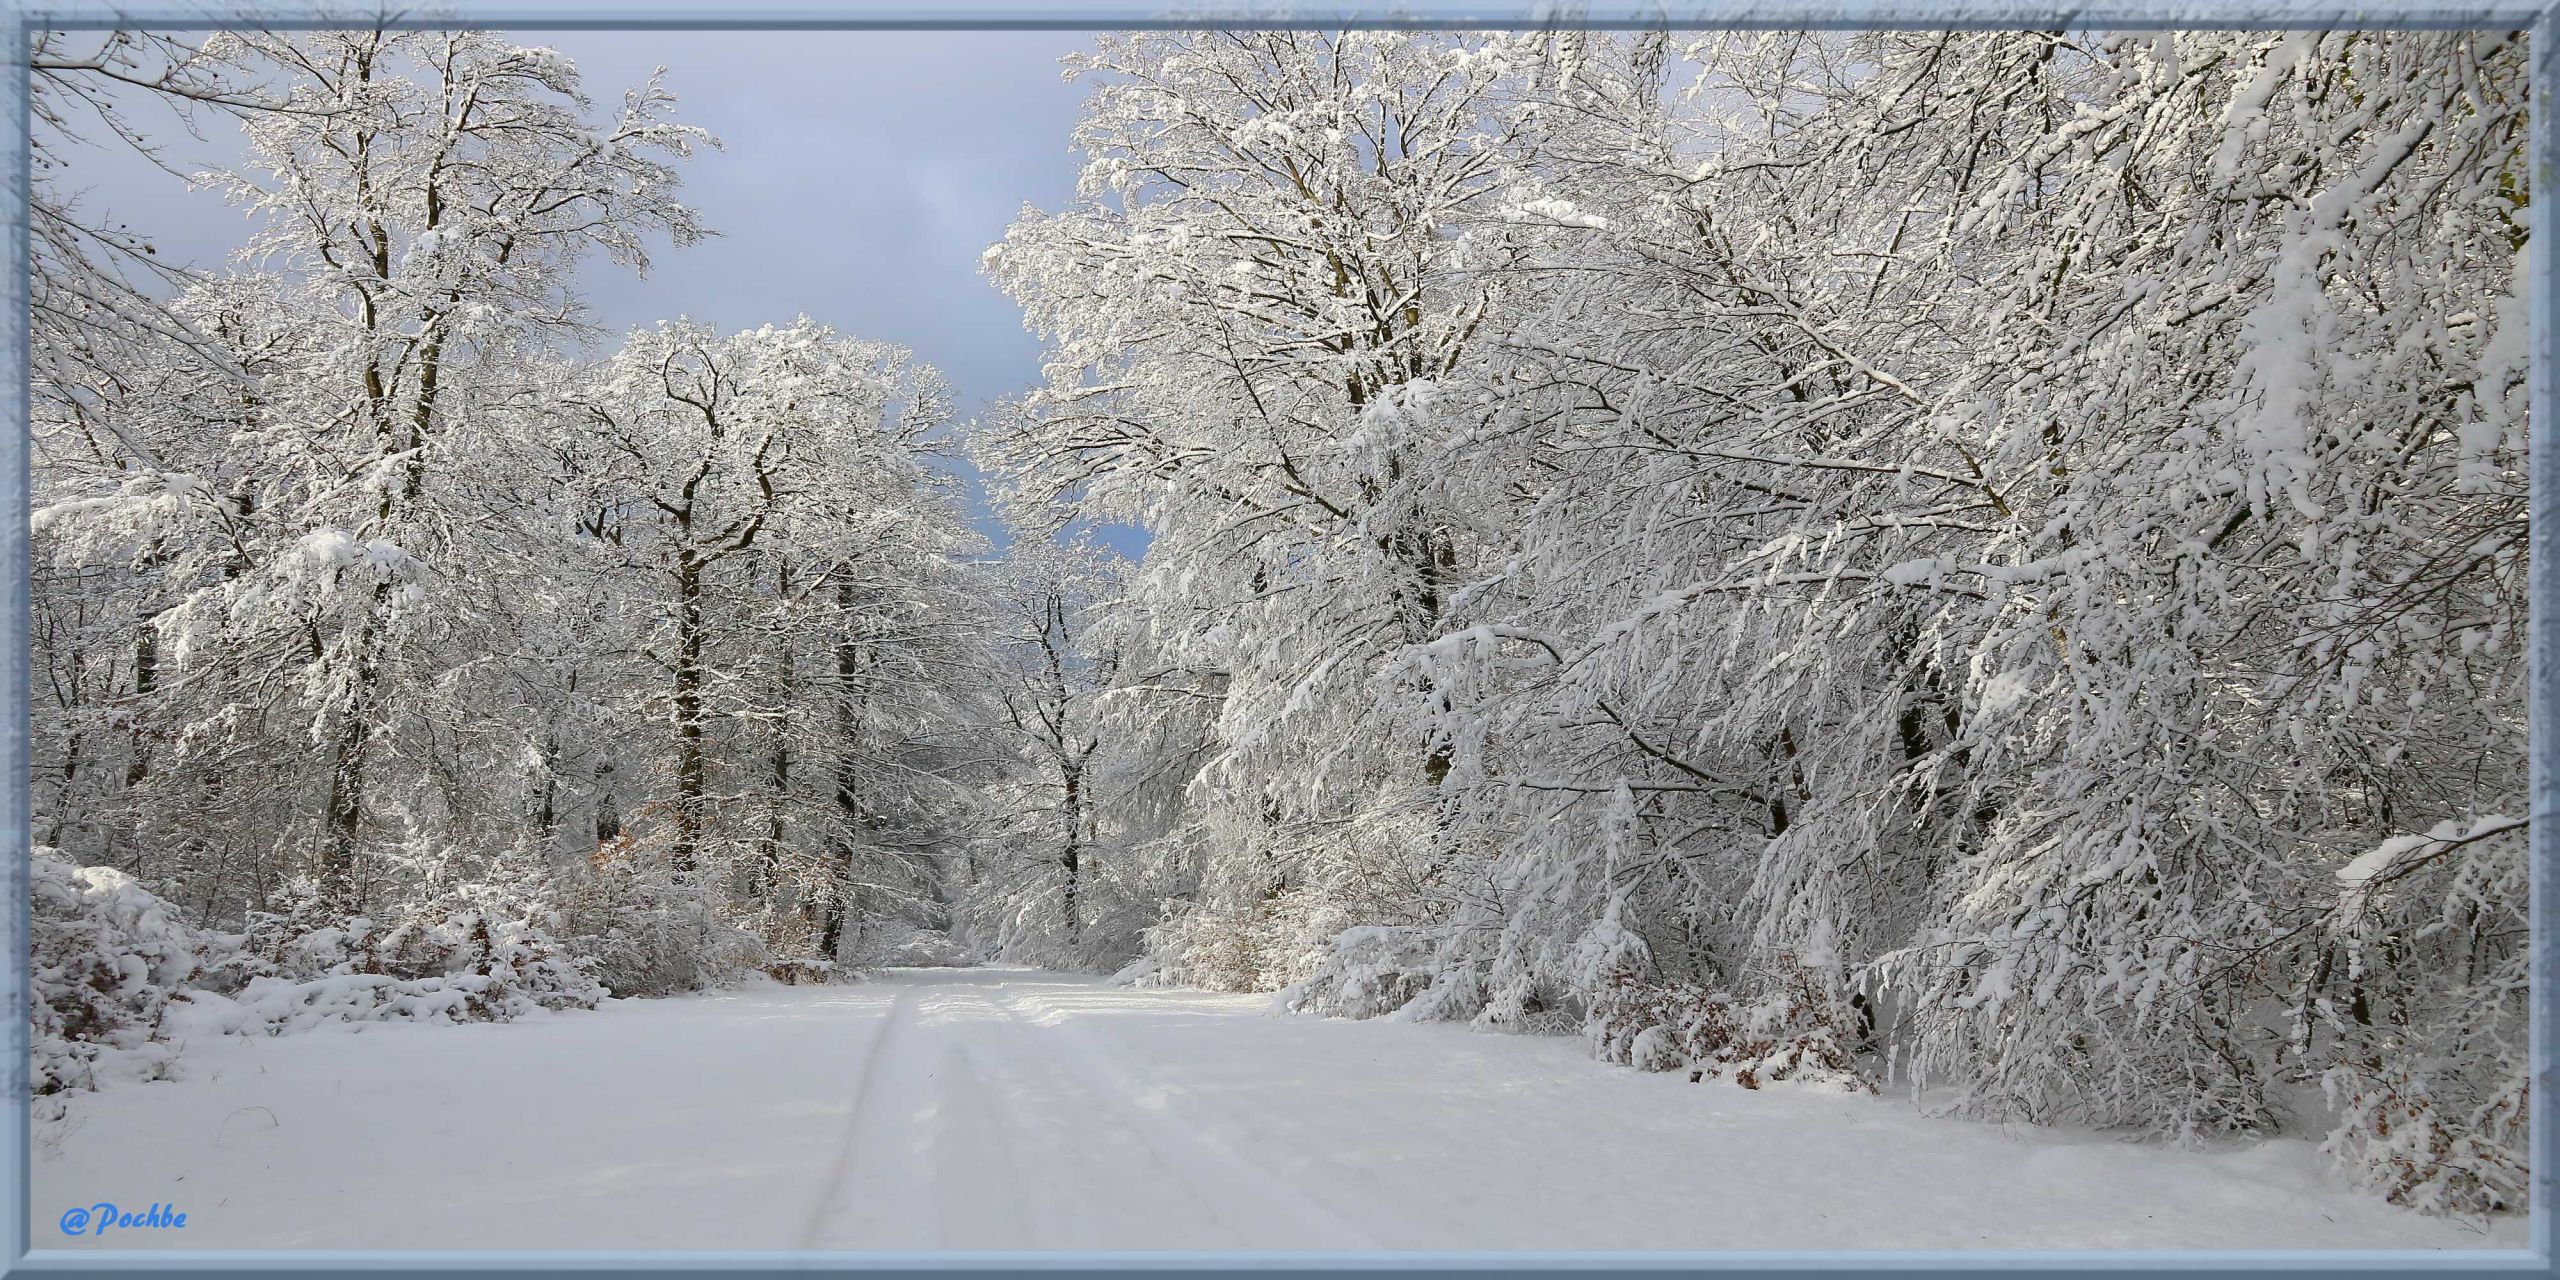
left=1396, top=524, right=1458, bottom=788
left=594, top=758, right=622, bottom=844
left=126, top=618, right=155, bottom=792
left=819, top=578, right=864, bottom=960
left=534, top=727, right=560, bottom=846
left=50, top=642, right=82, bottom=850
left=121, top=617, right=158, bottom=874
left=670, top=552, right=707, bottom=875
left=761, top=558, right=793, bottom=901
left=1060, top=760, right=1083, bottom=940
left=319, top=587, right=387, bottom=909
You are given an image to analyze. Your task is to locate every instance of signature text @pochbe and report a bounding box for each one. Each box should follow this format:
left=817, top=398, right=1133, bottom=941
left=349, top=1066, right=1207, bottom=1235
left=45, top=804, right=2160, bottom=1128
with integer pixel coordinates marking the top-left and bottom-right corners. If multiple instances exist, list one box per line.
left=59, top=1202, right=188, bottom=1236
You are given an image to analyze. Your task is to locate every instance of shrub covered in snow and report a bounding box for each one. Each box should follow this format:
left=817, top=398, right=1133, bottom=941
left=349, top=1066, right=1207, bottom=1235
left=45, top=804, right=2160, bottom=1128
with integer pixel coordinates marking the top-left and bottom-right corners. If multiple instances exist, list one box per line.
left=761, top=958, right=839, bottom=985
left=2321, top=1064, right=2528, bottom=1218
left=1586, top=961, right=1874, bottom=1093
left=34, top=845, right=609, bottom=1101
left=2315, top=817, right=2529, bottom=1215
left=1141, top=889, right=1367, bottom=994
left=223, top=865, right=606, bottom=1030
left=1136, top=903, right=1270, bottom=993
left=1276, top=909, right=1873, bottom=1093
left=30, top=852, right=223, bottom=1096
left=1280, top=925, right=1443, bottom=1020
left=561, top=836, right=772, bottom=997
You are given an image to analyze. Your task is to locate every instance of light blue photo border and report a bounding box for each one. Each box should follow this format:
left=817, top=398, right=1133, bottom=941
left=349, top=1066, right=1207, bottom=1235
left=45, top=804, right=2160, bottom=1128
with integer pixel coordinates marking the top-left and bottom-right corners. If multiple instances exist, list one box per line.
left=0, top=1, right=2549, bottom=1275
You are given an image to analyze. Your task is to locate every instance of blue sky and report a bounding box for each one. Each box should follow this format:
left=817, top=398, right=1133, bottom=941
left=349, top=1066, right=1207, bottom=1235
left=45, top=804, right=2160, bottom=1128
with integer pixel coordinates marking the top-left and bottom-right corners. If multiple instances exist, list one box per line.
left=59, top=29, right=1133, bottom=555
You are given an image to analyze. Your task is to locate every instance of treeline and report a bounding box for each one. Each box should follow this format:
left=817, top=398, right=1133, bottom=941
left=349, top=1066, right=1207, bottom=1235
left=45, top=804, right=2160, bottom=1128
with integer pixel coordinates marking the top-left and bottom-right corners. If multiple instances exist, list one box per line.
left=27, top=30, right=1100, bottom=1079
left=979, top=30, right=2531, bottom=1214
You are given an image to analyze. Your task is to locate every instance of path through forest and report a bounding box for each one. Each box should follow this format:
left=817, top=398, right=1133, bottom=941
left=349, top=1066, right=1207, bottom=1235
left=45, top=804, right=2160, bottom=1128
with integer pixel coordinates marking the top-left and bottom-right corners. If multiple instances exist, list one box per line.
left=33, top=968, right=2524, bottom=1253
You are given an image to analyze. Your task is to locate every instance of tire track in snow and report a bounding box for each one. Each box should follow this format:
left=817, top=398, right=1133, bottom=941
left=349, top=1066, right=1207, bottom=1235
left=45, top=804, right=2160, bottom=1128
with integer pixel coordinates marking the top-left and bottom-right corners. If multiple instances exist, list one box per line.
left=795, top=983, right=915, bottom=1249
left=924, top=987, right=1246, bottom=1245
left=966, top=977, right=1387, bottom=1249
left=925, top=1039, right=1031, bottom=1248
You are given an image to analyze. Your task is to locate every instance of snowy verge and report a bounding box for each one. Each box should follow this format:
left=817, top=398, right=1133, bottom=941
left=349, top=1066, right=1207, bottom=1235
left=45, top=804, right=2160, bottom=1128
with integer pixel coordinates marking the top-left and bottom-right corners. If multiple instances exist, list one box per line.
left=32, top=850, right=605, bottom=1108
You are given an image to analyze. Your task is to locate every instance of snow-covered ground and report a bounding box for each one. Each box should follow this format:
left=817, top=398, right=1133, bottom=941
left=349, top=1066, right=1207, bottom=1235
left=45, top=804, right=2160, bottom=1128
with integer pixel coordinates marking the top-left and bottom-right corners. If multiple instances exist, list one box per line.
left=32, top=967, right=2527, bottom=1252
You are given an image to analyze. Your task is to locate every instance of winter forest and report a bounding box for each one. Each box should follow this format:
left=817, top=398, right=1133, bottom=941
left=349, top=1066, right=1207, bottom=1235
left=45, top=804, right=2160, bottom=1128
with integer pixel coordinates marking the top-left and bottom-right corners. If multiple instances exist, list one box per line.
left=26, top=24, right=2534, bottom=1248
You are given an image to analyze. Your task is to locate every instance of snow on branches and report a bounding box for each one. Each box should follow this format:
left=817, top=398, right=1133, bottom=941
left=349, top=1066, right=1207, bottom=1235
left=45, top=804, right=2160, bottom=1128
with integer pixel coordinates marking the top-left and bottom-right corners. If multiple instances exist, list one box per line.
left=988, top=28, right=2531, bottom=1214
left=29, top=22, right=2533, bottom=1219
left=31, top=31, right=1002, bottom=1070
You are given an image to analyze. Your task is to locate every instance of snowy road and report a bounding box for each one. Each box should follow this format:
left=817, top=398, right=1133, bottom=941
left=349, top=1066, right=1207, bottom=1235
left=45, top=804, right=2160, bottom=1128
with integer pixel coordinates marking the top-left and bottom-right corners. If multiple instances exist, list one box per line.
left=34, top=967, right=2523, bottom=1252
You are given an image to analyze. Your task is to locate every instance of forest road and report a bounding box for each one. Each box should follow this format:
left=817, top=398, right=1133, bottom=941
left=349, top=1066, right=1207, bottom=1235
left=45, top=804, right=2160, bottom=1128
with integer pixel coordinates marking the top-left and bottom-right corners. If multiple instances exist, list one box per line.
left=31, top=966, right=2524, bottom=1252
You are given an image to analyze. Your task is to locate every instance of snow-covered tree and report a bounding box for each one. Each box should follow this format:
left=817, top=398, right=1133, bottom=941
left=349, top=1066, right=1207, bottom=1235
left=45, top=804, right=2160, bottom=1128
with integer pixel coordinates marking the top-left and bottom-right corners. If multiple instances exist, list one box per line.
left=959, top=533, right=1139, bottom=964
left=984, top=31, right=1575, bottom=988
left=29, top=30, right=1000, bottom=1003
left=33, top=29, right=712, bottom=918
left=985, top=26, right=2531, bottom=1210
left=543, top=318, right=992, bottom=986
